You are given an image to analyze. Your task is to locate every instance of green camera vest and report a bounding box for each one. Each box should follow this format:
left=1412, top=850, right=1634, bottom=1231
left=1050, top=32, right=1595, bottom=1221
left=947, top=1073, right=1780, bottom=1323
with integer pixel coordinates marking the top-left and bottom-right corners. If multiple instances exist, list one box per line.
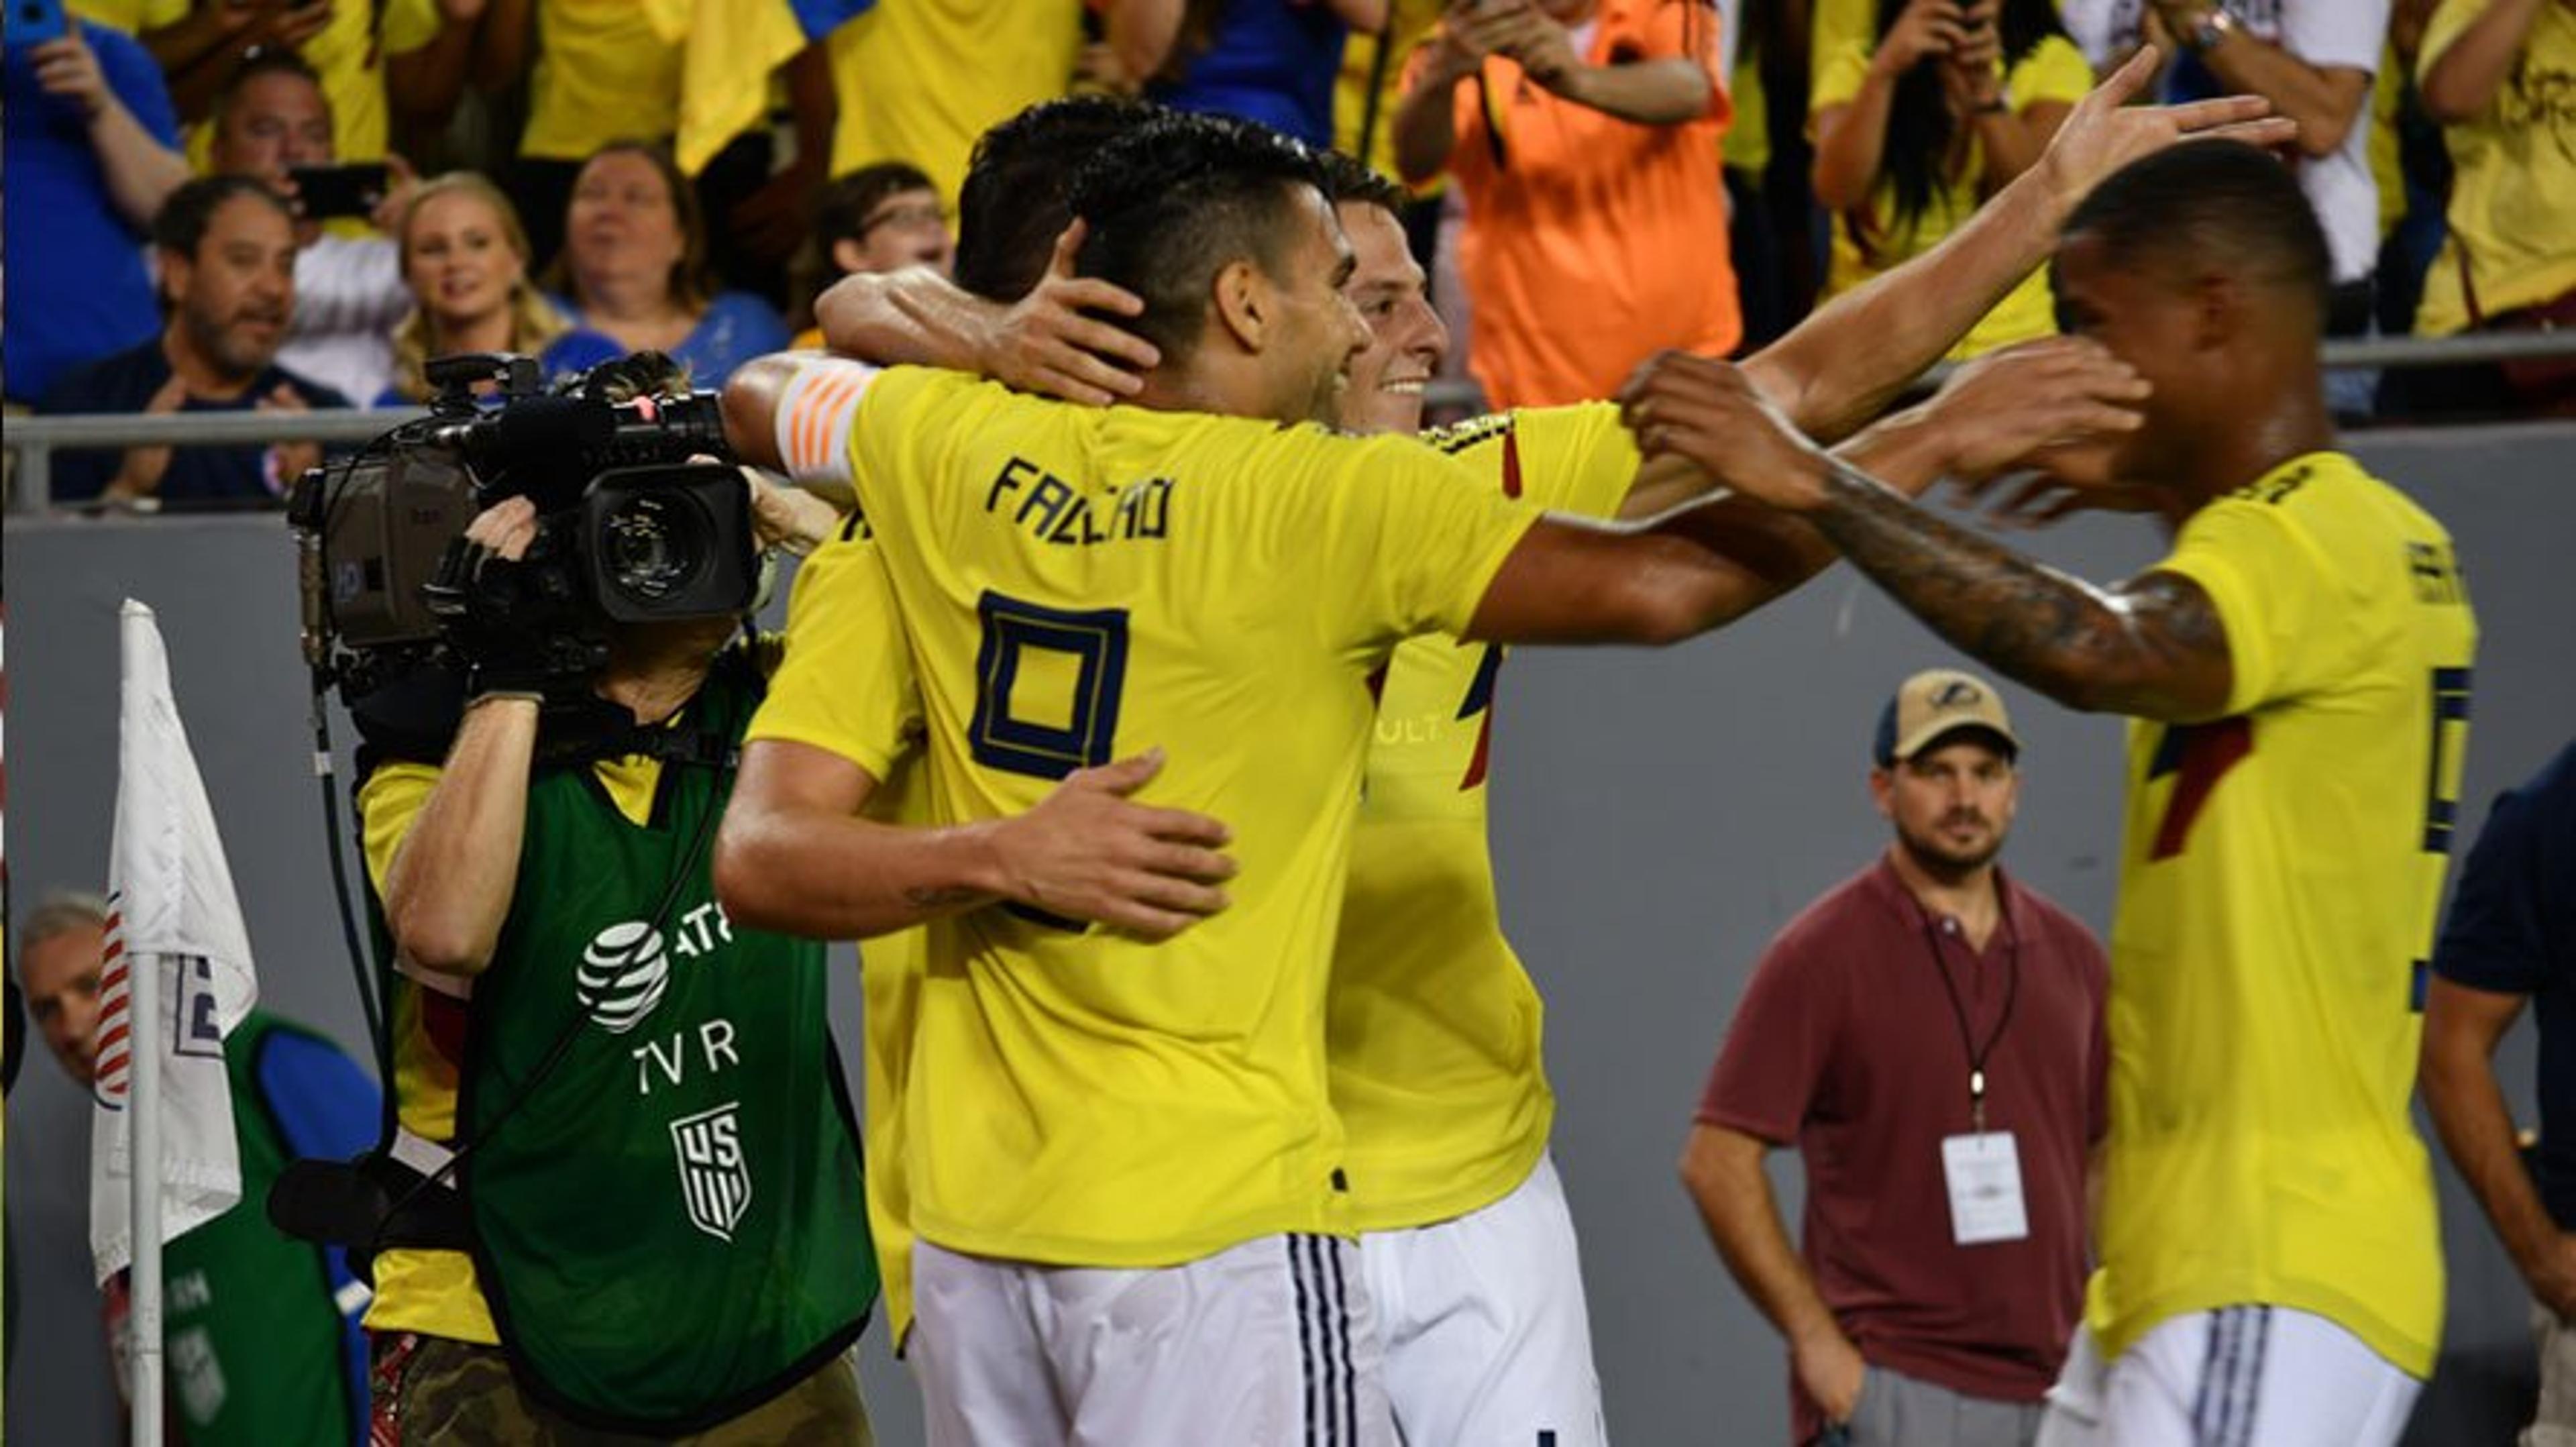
left=157, top=1011, right=363, bottom=1446
left=455, top=661, right=875, bottom=1432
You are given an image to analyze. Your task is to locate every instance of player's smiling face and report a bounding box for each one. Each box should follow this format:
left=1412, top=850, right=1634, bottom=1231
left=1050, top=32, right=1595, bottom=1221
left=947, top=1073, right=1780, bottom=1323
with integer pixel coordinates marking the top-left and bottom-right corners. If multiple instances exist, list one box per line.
left=1334, top=200, right=1449, bottom=437
left=1270, top=185, right=1374, bottom=427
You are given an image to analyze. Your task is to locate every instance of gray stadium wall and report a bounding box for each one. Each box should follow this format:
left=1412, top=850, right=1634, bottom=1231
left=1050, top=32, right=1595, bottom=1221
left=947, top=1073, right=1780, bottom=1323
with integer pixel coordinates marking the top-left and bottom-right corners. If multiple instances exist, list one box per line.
left=7, top=422, right=2573, bottom=1445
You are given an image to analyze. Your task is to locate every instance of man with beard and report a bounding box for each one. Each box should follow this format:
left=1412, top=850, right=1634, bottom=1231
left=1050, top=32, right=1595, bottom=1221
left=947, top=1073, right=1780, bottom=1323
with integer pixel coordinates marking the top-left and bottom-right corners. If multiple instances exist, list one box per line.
left=40, top=174, right=344, bottom=509
left=1684, top=670, right=2110, bottom=1447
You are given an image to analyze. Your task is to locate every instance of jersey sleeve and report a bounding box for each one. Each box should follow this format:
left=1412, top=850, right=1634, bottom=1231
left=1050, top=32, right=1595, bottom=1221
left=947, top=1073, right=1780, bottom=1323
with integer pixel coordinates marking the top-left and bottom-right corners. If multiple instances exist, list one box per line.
left=746, top=525, right=922, bottom=782
left=1810, top=36, right=1871, bottom=116
left=1513, top=403, right=1640, bottom=520
left=357, top=762, right=440, bottom=897
left=1695, top=926, right=1843, bottom=1144
left=1290, top=434, right=1545, bottom=656
left=2156, top=493, right=2362, bottom=718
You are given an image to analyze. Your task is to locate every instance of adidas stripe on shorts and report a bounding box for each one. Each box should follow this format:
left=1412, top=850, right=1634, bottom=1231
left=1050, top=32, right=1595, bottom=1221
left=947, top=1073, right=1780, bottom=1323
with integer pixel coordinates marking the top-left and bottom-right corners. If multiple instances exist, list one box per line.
left=910, top=1232, right=1396, bottom=1445
left=2035, top=1305, right=2420, bottom=1447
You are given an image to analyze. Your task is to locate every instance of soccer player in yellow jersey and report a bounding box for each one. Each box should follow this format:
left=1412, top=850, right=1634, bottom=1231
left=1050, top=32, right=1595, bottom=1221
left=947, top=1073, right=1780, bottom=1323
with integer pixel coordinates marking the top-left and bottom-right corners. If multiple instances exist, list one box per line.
left=1627, top=141, right=2479, bottom=1447
left=717, top=105, right=2194, bottom=1441
left=779, top=81, right=2287, bottom=1443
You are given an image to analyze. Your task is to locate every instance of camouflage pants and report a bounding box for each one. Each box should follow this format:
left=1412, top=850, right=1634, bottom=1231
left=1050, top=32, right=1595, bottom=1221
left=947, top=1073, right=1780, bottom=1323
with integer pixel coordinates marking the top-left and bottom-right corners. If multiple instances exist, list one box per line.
left=369, top=1332, right=873, bottom=1446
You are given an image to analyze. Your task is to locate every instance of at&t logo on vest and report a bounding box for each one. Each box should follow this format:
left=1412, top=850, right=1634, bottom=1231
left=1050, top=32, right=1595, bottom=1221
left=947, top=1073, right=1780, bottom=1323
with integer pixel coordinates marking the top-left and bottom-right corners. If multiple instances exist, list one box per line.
left=575, top=921, right=673, bottom=1032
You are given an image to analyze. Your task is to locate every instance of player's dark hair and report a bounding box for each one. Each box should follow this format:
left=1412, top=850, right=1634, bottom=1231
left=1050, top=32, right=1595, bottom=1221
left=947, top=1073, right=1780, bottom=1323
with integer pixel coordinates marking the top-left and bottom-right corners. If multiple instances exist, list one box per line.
left=955, top=96, right=1160, bottom=303
left=1067, top=111, right=1329, bottom=368
left=1314, top=148, right=1407, bottom=217
left=152, top=174, right=294, bottom=258
left=2061, top=140, right=2333, bottom=329
left=1865, top=0, right=2065, bottom=246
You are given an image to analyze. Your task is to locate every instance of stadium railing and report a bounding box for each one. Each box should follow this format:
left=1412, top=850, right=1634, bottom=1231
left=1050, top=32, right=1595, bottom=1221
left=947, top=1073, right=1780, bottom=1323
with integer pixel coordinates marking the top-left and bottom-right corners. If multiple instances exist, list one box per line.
left=7, top=329, right=2573, bottom=513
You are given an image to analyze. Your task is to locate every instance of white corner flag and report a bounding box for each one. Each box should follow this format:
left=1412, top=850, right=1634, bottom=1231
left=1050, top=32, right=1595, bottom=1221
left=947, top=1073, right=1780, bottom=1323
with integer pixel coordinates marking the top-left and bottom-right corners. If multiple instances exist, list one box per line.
left=91, top=600, right=261, bottom=1302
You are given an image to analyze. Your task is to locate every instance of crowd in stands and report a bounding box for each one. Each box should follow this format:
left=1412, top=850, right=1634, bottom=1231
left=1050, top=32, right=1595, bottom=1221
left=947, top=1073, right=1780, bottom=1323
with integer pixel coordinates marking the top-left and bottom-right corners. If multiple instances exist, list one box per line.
left=3, top=0, right=2571, bottom=511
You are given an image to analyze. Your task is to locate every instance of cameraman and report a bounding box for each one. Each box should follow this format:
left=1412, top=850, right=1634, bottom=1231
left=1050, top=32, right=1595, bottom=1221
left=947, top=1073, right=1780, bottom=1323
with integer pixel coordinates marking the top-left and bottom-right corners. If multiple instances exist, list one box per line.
left=350, top=396, right=875, bottom=1440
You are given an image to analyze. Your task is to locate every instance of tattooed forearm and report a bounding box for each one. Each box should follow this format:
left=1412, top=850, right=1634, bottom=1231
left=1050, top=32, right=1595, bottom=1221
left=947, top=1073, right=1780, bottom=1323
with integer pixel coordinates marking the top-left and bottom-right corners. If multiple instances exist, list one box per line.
left=1807, top=461, right=2227, bottom=716
left=902, top=883, right=987, bottom=914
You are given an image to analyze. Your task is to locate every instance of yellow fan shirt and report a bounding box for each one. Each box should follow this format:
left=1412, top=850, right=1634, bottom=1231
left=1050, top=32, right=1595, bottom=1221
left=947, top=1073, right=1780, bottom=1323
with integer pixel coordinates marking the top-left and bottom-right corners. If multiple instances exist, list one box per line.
left=1332, top=403, right=1635, bottom=1230
left=2088, top=451, right=2477, bottom=1379
left=2413, top=0, right=2576, bottom=335
left=1812, top=34, right=2092, bottom=359
left=521, top=0, right=690, bottom=161
left=761, top=366, right=1542, bottom=1267
left=826, top=0, right=1084, bottom=205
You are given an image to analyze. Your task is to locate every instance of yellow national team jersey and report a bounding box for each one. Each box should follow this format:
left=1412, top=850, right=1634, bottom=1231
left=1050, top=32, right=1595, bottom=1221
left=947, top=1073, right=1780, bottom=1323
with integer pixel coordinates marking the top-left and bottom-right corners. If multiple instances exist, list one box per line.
left=748, top=526, right=930, bottom=1341
left=817, top=367, right=1541, bottom=1267
left=827, top=0, right=1084, bottom=206
left=355, top=746, right=678, bottom=1344
left=2088, top=451, right=2476, bottom=1379
left=1332, top=404, right=1635, bottom=1231
left=521, top=0, right=690, bottom=160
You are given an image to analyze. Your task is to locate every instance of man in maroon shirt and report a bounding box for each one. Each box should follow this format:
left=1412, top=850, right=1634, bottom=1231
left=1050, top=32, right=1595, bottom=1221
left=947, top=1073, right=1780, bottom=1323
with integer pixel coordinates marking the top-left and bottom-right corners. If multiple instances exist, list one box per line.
left=1680, top=669, right=2110, bottom=1447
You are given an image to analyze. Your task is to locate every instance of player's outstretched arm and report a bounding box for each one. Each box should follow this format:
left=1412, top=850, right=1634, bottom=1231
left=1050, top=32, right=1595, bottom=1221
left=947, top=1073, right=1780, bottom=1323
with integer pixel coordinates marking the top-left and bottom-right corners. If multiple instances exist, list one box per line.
left=715, top=742, right=1240, bottom=943
left=1619, top=350, right=2234, bottom=721
left=1742, top=46, right=2296, bottom=444
left=1469, top=341, right=2157, bottom=649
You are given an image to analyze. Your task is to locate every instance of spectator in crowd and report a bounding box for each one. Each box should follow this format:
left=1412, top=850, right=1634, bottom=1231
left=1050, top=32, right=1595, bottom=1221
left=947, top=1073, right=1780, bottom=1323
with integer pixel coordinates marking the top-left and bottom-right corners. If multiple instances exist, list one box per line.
left=824, top=0, right=1087, bottom=209
left=2069, top=0, right=2391, bottom=411
left=1811, top=0, right=2091, bottom=359
left=1, top=18, right=190, bottom=404
left=40, top=176, right=347, bottom=511
left=15, top=892, right=380, bottom=1447
left=384, top=173, right=570, bottom=404
left=1627, top=140, right=2475, bottom=1447
left=1393, top=0, right=1739, bottom=409
left=1684, top=672, right=2108, bottom=1447
left=789, top=161, right=954, bottom=346
left=539, top=142, right=790, bottom=387
left=1115, top=0, right=1387, bottom=146
left=2405, top=0, right=2576, bottom=417
left=205, top=50, right=413, bottom=407
left=481, top=0, right=829, bottom=303
left=2420, top=739, right=2576, bottom=1444
left=117, top=0, right=482, bottom=160
left=491, top=0, right=685, bottom=270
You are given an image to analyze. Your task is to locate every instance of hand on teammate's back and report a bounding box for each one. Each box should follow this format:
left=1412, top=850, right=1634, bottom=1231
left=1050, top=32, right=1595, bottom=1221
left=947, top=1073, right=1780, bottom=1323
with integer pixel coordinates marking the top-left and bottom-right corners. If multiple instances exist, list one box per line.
left=989, top=749, right=1238, bottom=942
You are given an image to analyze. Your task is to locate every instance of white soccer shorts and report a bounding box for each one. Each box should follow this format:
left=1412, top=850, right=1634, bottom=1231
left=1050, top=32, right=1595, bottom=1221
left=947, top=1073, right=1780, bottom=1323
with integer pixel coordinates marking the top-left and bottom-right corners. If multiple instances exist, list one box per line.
left=2035, top=1305, right=2421, bottom=1447
left=910, top=1231, right=1396, bottom=1446
left=1360, top=1153, right=1608, bottom=1446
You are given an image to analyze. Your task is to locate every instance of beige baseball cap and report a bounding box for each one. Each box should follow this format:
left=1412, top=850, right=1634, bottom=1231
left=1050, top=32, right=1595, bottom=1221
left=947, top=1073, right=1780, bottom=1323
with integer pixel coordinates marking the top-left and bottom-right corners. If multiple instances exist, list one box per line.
left=1873, top=668, right=2021, bottom=766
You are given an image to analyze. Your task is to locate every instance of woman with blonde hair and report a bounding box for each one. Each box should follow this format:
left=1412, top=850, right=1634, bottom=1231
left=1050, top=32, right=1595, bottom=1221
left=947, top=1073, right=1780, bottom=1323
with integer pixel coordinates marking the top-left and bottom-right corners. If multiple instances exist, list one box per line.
left=384, top=172, right=569, bottom=404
